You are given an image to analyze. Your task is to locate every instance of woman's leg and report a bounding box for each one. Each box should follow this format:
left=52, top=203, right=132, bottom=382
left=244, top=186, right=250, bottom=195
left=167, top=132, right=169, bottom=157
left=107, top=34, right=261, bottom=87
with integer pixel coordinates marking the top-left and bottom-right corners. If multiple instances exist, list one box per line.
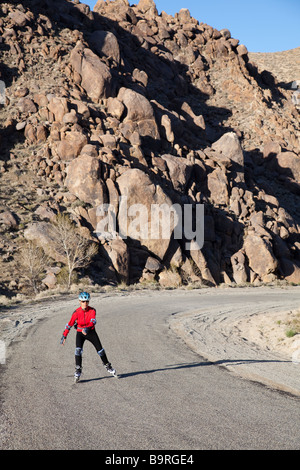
left=86, top=329, right=109, bottom=365
left=75, top=331, right=85, bottom=373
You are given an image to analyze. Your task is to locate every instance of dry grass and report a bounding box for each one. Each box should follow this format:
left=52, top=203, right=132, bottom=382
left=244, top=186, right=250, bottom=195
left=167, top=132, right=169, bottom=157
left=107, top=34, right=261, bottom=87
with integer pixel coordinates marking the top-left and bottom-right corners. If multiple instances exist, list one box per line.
left=283, top=311, right=300, bottom=337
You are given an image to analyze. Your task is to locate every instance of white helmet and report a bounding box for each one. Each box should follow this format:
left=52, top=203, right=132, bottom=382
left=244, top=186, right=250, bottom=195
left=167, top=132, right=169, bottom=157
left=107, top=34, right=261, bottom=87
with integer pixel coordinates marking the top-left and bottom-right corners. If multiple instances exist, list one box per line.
left=78, top=292, right=90, bottom=301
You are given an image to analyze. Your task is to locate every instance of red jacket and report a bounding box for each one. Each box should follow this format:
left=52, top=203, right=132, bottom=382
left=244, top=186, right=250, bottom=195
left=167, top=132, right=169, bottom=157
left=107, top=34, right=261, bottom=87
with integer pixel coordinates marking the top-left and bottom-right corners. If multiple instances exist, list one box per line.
left=63, top=306, right=96, bottom=337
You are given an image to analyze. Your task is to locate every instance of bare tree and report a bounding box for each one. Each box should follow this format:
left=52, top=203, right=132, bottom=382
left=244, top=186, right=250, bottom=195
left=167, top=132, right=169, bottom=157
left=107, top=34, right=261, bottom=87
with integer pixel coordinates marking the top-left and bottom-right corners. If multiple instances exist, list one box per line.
left=16, top=240, right=50, bottom=295
left=50, top=213, right=98, bottom=290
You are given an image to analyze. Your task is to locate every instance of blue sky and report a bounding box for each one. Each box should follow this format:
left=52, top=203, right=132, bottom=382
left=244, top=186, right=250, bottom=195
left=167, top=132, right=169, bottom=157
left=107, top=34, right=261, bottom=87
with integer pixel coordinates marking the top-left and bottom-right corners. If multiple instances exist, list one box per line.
left=84, top=0, right=299, bottom=53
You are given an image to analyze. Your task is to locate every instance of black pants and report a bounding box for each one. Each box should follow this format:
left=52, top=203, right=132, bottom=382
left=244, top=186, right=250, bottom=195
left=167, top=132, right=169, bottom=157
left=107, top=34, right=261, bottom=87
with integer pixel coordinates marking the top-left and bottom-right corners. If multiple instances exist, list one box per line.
left=75, top=329, right=109, bottom=370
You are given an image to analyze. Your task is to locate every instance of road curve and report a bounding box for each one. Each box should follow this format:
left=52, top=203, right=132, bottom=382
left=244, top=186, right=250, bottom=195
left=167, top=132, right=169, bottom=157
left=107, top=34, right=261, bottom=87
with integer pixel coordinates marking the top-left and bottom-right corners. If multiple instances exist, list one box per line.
left=1, top=287, right=300, bottom=450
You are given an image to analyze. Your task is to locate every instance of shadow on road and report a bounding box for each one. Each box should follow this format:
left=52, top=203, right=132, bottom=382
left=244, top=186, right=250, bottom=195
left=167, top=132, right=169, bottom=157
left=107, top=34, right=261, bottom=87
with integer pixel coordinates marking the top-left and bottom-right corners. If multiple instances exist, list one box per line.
left=114, top=357, right=291, bottom=379
left=69, top=356, right=290, bottom=382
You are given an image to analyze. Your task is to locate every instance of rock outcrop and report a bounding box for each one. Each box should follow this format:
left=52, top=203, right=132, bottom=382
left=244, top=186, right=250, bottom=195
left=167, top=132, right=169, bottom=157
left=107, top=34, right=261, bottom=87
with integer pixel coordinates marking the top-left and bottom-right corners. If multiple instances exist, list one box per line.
left=0, top=0, right=299, bottom=294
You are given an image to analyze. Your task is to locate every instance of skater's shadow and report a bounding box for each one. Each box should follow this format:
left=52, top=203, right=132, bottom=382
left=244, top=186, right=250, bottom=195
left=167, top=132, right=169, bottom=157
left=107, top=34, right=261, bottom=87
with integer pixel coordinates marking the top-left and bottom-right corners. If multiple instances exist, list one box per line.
left=67, top=374, right=111, bottom=383
left=70, top=357, right=291, bottom=382
left=118, top=357, right=291, bottom=379
left=73, top=376, right=111, bottom=383
left=119, top=361, right=208, bottom=378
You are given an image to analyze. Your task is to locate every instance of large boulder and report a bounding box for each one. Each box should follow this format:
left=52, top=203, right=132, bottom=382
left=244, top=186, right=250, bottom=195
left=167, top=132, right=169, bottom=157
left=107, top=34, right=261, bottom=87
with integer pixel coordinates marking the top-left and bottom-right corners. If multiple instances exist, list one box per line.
left=118, top=87, right=154, bottom=122
left=244, top=233, right=278, bottom=280
left=9, top=10, right=28, bottom=27
left=48, top=97, right=69, bottom=122
left=207, top=166, right=229, bottom=205
left=212, top=132, right=244, bottom=166
left=17, top=97, right=37, bottom=115
left=65, top=154, right=107, bottom=207
left=136, top=0, right=158, bottom=17
left=117, top=88, right=160, bottom=141
left=212, top=132, right=244, bottom=182
left=231, top=249, right=248, bottom=284
left=24, top=222, right=65, bottom=263
left=279, top=258, right=300, bottom=284
left=161, top=154, right=193, bottom=192
left=189, top=240, right=216, bottom=286
left=89, top=30, right=120, bottom=65
left=55, top=131, right=88, bottom=161
left=116, top=169, right=176, bottom=260
left=101, top=237, right=129, bottom=283
left=70, top=45, right=112, bottom=102
left=276, top=151, right=300, bottom=183
left=0, top=210, right=19, bottom=228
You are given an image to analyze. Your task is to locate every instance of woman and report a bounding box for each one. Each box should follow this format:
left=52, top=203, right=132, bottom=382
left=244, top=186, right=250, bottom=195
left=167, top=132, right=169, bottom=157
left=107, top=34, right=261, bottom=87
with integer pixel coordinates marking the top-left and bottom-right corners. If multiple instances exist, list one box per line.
left=61, top=292, right=117, bottom=382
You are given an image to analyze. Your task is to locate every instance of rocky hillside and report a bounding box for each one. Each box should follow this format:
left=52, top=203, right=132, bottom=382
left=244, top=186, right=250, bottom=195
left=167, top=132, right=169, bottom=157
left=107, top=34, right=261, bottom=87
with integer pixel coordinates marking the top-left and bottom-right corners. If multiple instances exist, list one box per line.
left=0, top=0, right=299, bottom=297
left=249, top=47, right=300, bottom=84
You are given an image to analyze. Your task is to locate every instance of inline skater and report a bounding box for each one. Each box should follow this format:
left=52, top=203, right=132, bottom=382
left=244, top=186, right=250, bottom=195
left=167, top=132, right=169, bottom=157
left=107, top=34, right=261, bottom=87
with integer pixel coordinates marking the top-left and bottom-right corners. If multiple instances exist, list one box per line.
left=61, top=292, right=117, bottom=382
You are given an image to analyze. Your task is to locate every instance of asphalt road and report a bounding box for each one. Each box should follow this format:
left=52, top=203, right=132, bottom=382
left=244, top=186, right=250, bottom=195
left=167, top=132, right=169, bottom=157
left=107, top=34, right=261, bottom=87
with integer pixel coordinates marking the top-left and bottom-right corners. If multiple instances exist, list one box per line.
left=1, top=289, right=300, bottom=450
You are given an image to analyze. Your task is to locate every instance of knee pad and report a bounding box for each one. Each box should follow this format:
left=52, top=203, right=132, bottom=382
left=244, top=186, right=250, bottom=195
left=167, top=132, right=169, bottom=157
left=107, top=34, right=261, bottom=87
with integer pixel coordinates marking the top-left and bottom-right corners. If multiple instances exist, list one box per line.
left=97, top=348, right=105, bottom=358
left=75, top=347, right=83, bottom=356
